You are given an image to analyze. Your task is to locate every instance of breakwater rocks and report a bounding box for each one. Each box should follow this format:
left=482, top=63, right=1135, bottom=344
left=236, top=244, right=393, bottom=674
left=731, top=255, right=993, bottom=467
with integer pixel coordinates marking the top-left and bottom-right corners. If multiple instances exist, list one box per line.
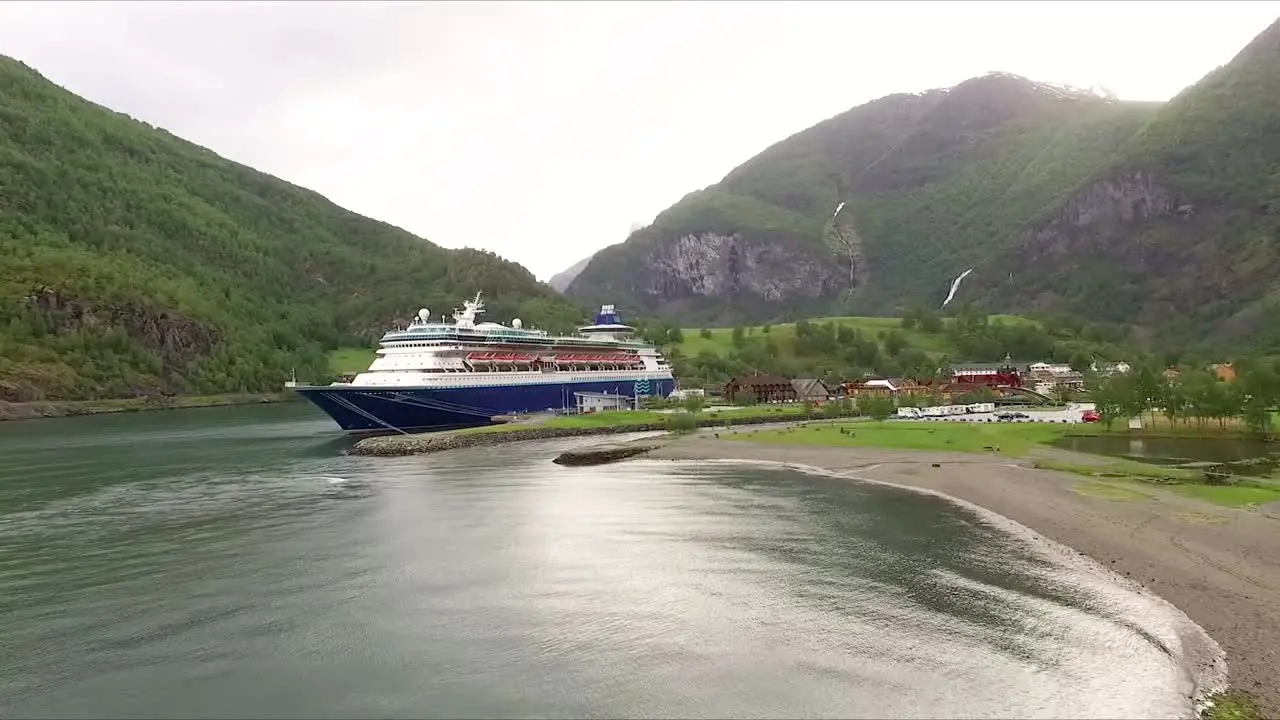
left=348, top=412, right=811, bottom=457
left=350, top=423, right=671, bottom=456
left=553, top=443, right=663, bottom=466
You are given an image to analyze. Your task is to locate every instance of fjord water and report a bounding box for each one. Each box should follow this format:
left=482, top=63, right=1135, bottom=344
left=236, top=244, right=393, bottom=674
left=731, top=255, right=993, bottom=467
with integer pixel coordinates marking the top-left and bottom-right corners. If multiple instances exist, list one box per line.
left=0, top=404, right=1202, bottom=719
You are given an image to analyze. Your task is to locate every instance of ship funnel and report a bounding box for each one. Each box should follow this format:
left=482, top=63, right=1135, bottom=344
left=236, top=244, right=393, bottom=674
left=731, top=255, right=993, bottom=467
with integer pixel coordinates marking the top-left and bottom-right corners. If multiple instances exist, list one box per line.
left=594, top=304, right=621, bottom=326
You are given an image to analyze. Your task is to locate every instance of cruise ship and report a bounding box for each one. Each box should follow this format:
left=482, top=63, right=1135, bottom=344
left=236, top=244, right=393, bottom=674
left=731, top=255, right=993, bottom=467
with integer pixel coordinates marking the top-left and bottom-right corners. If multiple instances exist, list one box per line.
left=294, top=293, right=676, bottom=434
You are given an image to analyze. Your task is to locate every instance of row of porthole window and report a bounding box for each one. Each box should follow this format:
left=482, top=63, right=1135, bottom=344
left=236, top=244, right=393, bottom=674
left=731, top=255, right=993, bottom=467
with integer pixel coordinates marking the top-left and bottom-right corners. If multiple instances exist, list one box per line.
left=360, top=374, right=670, bottom=387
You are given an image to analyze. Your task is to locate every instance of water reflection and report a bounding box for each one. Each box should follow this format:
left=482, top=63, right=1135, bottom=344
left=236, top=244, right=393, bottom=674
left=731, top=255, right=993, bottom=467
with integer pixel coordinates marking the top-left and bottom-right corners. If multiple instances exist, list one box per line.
left=1056, top=434, right=1277, bottom=465
left=0, top=406, right=1203, bottom=719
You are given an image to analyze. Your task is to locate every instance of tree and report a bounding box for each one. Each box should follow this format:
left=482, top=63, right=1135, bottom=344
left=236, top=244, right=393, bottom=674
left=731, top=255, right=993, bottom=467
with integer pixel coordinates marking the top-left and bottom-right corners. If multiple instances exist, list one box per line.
left=861, top=394, right=896, bottom=421
left=731, top=326, right=746, bottom=347
left=667, top=327, right=684, bottom=343
left=883, top=330, right=908, bottom=358
left=682, top=393, right=706, bottom=414
left=823, top=398, right=855, bottom=419
left=1089, top=372, right=1132, bottom=430
left=1130, top=365, right=1163, bottom=427
left=1180, top=370, right=1217, bottom=433
left=957, top=386, right=997, bottom=405
left=699, top=328, right=712, bottom=339
left=918, top=309, right=944, bottom=334
left=1158, top=378, right=1187, bottom=431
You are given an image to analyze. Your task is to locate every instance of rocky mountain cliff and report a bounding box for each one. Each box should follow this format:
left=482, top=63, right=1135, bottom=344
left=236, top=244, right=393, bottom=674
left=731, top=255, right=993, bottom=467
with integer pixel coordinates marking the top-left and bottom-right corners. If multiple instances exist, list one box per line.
left=0, top=55, right=585, bottom=402
left=984, top=18, right=1280, bottom=351
left=566, top=17, right=1280, bottom=352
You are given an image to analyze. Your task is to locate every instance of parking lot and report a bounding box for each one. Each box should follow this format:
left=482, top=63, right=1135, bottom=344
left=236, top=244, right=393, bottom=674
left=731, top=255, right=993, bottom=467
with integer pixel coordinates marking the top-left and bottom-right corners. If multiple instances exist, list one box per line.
left=904, top=403, right=1096, bottom=424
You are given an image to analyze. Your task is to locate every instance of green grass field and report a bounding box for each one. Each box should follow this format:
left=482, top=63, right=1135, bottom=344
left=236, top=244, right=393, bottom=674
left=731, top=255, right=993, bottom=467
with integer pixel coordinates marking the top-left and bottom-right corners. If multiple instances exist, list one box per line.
left=723, top=420, right=1280, bottom=508
left=450, top=403, right=815, bottom=436
left=673, top=313, right=1038, bottom=359
left=329, top=347, right=376, bottom=375
left=724, top=420, right=1074, bottom=456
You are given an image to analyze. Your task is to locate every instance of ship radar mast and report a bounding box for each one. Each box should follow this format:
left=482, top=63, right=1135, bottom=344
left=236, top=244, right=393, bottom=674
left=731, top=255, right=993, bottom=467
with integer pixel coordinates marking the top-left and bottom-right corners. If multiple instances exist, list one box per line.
left=452, top=292, right=485, bottom=328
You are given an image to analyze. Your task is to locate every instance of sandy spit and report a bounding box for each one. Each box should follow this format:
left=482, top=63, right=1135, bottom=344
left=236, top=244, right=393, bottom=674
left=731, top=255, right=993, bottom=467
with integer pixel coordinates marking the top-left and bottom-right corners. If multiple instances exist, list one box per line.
left=646, top=436, right=1280, bottom=717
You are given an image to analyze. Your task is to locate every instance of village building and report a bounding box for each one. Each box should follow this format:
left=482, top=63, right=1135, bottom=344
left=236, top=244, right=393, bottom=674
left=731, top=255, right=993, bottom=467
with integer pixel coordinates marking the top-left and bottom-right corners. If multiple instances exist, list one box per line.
left=724, top=374, right=796, bottom=404
left=840, top=378, right=930, bottom=399
left=1028, top=361, right=1072, bottom=376
left=1211, top=363, right=1237, bottom=382
left=791, top=378, right=834, bottom=403
left=949, top=355, right=1024, bottom=388
left=576, top=389, right=634, bottom=412
left=1027, top=362, right=1085, bottom=394
left=1048, top=370, right=1086, bottom=393
left=1091, top=360, right=1132, bottom=377
left=574, top=391, right=635, bottom=413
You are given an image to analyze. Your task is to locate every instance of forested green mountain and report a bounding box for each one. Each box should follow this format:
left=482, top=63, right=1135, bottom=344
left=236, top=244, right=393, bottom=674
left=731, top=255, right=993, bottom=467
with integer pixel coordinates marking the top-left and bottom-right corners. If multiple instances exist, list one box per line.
left=0, top=56, right=584, bottom=402
left=565, top=16, right=1280, bottom=354
left=983, top=16, right=1280, bottom=351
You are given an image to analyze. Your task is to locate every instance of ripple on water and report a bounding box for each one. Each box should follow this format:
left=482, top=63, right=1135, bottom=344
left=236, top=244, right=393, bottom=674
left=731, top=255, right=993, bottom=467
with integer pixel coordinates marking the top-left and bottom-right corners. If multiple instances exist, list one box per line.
left=0, top=414, right=1212, bottom=719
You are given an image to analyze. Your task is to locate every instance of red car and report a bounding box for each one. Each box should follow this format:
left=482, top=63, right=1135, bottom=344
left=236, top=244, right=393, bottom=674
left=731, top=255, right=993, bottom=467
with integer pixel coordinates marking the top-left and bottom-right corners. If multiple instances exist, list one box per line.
left=1081, top=409, right=1100, bottom=423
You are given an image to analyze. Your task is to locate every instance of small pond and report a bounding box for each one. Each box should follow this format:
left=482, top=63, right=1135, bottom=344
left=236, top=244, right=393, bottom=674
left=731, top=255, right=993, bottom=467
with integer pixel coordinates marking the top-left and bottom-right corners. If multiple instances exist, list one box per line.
left=1053, top=435, right=1278, bottom=471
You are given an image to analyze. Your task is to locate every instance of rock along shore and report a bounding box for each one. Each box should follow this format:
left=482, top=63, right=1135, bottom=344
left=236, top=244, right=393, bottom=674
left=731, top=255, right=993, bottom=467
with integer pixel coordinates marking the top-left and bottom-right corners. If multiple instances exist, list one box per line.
left=347, top=412, right=815, bottom=457
left=552, top=442, right=664, bottom=466
left=350, top=423, right=669, bottom=456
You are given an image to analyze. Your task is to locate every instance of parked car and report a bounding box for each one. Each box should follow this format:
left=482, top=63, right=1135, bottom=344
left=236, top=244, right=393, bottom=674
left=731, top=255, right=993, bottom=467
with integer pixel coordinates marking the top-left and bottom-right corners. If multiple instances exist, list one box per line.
left=1081, top=409, right=1100, bottom=423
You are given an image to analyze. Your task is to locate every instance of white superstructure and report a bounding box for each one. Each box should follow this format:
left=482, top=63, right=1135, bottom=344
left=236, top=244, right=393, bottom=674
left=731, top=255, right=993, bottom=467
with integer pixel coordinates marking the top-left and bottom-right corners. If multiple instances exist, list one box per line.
left=337, top=294, right=674, bottom=389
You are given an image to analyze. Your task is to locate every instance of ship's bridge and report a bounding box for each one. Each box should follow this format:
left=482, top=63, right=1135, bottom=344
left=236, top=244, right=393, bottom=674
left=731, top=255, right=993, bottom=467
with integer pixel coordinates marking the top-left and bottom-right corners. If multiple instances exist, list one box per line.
left=578, top=304, right=635, bottom=341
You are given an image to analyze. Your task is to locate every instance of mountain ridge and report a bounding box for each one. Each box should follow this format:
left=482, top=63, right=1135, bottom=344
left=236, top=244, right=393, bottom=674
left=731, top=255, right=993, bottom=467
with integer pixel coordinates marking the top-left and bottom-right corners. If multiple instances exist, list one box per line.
left=0, top=54, right=585, bottom=402
left=566, top=16, right=1280, bottom=353
left=548, top=254, right=594, bottom=293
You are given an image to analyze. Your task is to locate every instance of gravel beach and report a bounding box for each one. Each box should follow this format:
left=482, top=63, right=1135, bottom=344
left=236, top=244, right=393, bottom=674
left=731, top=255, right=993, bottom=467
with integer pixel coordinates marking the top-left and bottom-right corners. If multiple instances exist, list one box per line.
left=647, top=436, right=1280, bottom=716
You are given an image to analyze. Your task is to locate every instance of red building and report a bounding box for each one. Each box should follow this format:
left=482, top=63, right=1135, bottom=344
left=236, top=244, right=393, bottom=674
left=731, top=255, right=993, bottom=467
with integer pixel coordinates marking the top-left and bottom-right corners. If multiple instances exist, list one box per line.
left=949, top=354, right=1024, bottom=388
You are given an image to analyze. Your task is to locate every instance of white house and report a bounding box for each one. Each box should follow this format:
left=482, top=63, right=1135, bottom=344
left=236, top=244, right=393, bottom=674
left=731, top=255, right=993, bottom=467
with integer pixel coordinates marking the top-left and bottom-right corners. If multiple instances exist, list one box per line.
left=1090, top=361, right=1133, bottom=377
left=574, top=391, right=635, bottom=413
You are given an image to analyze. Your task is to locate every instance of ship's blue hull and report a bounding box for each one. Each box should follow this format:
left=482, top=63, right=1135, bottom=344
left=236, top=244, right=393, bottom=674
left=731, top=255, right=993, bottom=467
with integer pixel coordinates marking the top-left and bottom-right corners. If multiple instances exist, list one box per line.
left=295, top=377, right=676, bottom=434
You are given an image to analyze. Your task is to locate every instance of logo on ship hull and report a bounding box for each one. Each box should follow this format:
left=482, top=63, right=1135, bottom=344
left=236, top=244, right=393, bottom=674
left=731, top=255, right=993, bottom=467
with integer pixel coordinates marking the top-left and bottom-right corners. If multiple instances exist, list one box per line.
left=633, top=379, right=651, bottom=396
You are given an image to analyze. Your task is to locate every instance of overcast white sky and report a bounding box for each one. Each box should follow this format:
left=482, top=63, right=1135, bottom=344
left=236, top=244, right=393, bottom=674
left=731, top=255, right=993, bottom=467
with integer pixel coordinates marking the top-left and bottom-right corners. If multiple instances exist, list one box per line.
left=1, top=1, right=1277, bottom=281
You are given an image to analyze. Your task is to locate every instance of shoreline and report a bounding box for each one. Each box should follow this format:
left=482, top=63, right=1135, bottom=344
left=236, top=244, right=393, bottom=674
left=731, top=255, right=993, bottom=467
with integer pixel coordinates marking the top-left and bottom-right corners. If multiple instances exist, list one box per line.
left=0, top=392, right=298, bottom=422
left=644, top=436, right=1279, bottom=718
left=347, top=413, right=832, bottom=456
left=347, top=415, right=1274, bottom=457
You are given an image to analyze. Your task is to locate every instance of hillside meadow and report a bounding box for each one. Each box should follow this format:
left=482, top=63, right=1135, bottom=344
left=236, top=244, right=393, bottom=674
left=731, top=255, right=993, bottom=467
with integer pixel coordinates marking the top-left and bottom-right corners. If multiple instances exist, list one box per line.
left=326, top=312, right=1045, bottom=378
left=673, top=313, right=1038, bottom=360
